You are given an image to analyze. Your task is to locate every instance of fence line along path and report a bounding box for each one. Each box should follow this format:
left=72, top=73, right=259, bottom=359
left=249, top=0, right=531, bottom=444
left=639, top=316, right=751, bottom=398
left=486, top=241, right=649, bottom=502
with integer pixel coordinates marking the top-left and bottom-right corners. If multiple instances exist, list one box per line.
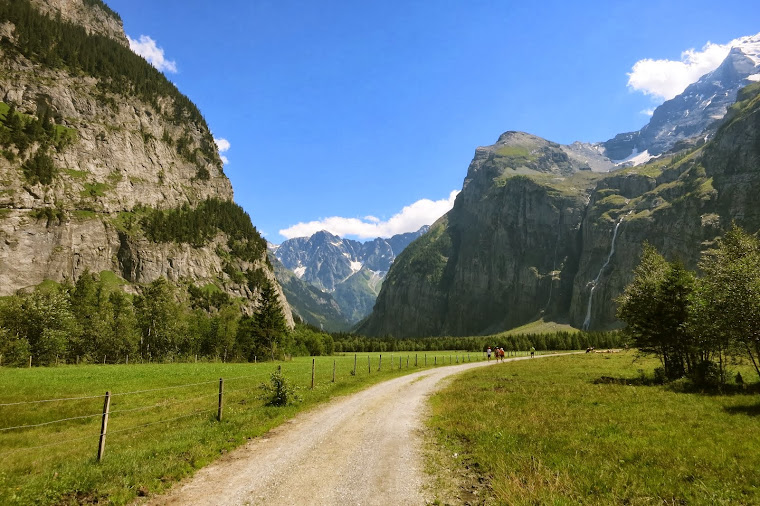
left=150, top=354, right=570, bottom=506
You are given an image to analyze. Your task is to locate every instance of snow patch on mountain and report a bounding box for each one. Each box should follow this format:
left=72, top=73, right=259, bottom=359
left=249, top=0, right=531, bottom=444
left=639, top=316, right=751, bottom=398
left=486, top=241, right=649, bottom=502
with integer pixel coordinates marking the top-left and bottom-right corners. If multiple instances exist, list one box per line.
left=615, top=148, right=654, bottom=166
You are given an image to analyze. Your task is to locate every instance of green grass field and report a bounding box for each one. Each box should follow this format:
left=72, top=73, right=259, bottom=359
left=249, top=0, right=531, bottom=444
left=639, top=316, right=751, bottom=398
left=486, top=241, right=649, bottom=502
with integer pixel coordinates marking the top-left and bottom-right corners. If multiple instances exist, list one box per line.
left=0, top=351, right=483, bottom=505
left=427, top=352, right=760, bottom=505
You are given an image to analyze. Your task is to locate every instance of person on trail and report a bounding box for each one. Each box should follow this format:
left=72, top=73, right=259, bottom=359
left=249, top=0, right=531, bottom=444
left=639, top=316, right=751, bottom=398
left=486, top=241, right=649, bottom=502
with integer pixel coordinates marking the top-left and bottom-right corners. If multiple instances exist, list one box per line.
left=530, top=346, right=535, bottom=358
left=487, top=347, right=492, bottom=361
left=499, top=348, right=505, bottom=361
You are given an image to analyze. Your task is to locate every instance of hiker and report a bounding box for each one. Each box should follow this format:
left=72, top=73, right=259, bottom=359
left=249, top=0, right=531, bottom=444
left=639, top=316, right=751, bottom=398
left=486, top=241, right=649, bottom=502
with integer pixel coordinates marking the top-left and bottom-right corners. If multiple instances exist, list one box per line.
left=487, top=347, right=492, bottom=361
left=499, top=348, right=505, bottom=361
left=530, top=346, right=535, bottom=358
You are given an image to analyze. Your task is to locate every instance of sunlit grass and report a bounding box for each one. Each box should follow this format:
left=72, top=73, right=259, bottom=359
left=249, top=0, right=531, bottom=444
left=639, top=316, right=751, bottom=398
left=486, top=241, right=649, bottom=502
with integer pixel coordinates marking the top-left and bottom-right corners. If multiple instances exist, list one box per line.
left=427, top=352, right=760, bottom=505
left=0, top=351, right=480, bottom=504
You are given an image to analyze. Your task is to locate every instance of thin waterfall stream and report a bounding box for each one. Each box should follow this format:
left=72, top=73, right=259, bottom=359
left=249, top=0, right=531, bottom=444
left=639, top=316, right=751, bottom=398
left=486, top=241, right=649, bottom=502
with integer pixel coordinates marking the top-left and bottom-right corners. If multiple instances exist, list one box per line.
left=582, top=214, right=627, bottom=330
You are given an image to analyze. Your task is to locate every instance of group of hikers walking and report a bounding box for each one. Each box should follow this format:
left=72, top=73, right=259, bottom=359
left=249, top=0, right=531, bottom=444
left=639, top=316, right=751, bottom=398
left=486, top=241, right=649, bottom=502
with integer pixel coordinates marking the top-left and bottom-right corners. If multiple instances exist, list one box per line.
left=486, top=346, right=536, bottom=361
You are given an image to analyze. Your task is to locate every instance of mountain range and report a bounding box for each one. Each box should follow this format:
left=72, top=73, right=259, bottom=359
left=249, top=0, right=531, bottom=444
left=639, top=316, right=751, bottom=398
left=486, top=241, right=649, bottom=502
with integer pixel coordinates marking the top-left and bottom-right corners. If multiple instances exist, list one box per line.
left=2, top=0, right=759, bottom=342
left=359, top=35, right=760, bottom=337
left=269, top=227, right=428, bottom=329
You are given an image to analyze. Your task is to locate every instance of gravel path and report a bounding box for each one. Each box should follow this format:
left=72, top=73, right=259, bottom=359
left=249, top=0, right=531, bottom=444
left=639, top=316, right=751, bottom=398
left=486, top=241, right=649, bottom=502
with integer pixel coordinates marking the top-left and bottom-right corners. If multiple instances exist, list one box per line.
left=148, top=355, right=545, bottom=505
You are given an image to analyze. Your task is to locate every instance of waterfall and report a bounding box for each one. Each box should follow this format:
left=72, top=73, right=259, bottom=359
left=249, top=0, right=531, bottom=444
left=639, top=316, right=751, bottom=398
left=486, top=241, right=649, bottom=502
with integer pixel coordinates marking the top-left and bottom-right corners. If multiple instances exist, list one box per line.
left=582, top=215, right=626, bottom=330
left=542, top=211, right=562, bottom=314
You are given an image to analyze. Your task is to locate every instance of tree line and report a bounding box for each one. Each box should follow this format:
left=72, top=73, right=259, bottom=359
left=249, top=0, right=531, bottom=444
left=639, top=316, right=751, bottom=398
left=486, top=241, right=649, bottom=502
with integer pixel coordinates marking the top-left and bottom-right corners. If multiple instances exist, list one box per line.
left=140, top=198, right=268, bottom=263
left=331, top=330, right=623, bottom=354
left=0, top=271, right=330, bottom=366
left=617, top=224, right=760, bottom=386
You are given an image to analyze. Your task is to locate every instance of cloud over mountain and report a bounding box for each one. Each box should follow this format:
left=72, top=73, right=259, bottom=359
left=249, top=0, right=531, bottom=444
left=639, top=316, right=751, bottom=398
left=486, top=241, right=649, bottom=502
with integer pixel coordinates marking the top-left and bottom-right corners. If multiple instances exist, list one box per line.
left=280, top=190, right=459, bottom=240
left=127, top=34, right=178, bottom=74
left=627, top=35, right=752, bottom=101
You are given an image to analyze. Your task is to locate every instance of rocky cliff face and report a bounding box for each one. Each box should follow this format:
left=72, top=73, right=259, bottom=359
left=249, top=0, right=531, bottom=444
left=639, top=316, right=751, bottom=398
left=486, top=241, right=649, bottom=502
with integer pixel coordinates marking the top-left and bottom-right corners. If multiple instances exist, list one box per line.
left=360, top=84, right=760, bottom=337
left=29, top=0, right=126, bottom=44
left=359, top=133, right=599, bottom=337
left=0, top=0, right=292, bottom=324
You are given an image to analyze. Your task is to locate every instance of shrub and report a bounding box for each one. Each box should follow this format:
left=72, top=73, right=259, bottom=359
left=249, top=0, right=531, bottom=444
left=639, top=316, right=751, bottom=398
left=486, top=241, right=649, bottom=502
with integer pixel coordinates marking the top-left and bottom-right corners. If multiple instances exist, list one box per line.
left=691, top=360, right=723, bottom=388
left=260, top=367, right=300, bottom=407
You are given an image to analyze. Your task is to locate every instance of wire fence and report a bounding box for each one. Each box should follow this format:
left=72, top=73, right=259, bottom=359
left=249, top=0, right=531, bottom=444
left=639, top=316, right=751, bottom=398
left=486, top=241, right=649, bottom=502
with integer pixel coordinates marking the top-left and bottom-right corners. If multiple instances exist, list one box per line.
left=0, top=350, right=552, bottom=463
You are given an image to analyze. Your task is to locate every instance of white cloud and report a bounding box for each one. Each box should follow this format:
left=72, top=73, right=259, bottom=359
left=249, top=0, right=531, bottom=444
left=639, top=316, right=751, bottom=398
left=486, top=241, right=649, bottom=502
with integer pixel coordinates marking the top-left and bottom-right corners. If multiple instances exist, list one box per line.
left=214, top=137, right=231, bottom=165
left=127, top=35, right=178, bottom=74
left=215, top=138, right=231, bottom=153
left=640, top=108, right=655, bottom=116
left=280, top=190, right=460, bottom=240
left=627, top=39, right=739, bottom=101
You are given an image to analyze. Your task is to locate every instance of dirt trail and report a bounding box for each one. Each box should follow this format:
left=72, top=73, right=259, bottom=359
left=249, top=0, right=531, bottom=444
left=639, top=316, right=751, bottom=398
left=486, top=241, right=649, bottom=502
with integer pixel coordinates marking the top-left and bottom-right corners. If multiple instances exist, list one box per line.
left=148, top=355, right=550, bottom=505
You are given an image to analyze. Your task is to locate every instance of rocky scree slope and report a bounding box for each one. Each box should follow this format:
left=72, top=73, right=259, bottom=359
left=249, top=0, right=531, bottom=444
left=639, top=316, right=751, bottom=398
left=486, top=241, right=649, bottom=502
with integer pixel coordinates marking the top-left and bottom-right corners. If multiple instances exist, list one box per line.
left=0, top=0, right=291, bottom=322
left=359, top=85, right=760, bottom=337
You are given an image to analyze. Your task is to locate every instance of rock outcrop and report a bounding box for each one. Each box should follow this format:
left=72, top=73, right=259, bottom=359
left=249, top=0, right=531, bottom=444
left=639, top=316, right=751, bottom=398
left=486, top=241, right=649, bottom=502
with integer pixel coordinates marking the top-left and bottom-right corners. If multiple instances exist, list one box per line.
left=0, top=0, right=292, bottom=325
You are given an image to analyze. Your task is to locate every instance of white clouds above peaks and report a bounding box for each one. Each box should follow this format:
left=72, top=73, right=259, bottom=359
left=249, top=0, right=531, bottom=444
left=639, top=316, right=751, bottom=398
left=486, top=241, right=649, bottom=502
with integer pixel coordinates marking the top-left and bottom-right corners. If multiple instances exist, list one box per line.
left=279, top=190, right=460, bottom=240
left=627, top=38, right=740, bottom=101
left=214, top=137, right=230, bottom=165
left=127, top=35, right=178, bottom=74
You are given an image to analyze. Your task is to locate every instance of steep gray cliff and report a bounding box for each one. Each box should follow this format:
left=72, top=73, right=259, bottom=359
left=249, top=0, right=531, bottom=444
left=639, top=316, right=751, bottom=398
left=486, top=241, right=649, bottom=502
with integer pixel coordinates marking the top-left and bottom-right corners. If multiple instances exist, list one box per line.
left=359, top=133, right=599, bottom=337
left=0, top=0, right=292, bottom=324
left=360, top=84, right=760, bottom=337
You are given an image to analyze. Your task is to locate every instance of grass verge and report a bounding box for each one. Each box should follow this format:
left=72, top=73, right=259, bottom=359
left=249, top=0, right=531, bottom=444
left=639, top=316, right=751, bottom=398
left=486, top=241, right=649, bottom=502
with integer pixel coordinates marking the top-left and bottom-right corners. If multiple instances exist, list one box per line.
left=426, top=352, right=760, bottom=505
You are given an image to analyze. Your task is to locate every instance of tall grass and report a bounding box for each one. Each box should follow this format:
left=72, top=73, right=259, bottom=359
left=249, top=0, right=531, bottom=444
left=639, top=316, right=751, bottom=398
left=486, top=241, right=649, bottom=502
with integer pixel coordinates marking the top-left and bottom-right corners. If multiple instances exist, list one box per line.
left=427, top=352, right=760, bottom=505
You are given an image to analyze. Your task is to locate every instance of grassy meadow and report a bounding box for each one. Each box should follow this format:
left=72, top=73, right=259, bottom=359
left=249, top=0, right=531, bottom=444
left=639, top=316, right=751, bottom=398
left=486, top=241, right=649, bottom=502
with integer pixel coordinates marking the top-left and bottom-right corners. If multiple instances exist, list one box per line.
left=0, top=350, right=483, bottom=505
left=427, top=352, right=760, bottom=505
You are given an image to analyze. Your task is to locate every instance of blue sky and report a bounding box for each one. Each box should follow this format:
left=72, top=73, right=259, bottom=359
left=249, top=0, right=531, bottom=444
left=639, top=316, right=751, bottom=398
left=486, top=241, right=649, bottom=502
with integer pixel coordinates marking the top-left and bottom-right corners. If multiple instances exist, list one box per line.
left=106, top=0, right=760, bottom=244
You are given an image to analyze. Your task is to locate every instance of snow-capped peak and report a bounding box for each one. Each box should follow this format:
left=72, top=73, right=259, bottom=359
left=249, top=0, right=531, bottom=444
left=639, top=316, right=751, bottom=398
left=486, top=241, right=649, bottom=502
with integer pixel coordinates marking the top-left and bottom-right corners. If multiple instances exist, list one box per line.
left=731, top=32, right=760, bottom=67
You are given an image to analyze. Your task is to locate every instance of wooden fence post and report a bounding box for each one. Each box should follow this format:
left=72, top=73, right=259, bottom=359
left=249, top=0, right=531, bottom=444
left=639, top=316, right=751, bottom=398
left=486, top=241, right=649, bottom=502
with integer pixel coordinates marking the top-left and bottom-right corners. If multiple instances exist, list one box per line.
left=434, top=356, right=437, bottom=365
left=415, top=354, right=417, bottom=367
left=399, top=356, right=401, bottom=369
left=406, top=356, right=409, bottom=368
left=354, top=354, right=357, bottom=375
left=97, top=391, right=111, bottom=462
left=311, top=358, right=315, bottom=390
left=378, top=354, right=382, bottom=371
left=332, top=359, right=336, bottom=383
left=368, top=355, right=371, bottom=374
left=217, top=378, right=224, bottom=422
left=29, top=355, right=32, bottom=368
left=126, top=354, right=129, bottom=365
left=425, top=354, right=427, bottom=366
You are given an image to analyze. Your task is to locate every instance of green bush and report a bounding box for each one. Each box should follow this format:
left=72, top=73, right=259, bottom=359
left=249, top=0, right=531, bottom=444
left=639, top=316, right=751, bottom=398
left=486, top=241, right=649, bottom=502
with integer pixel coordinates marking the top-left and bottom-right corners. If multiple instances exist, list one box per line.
left=259, top=367, right=300, bottom=406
